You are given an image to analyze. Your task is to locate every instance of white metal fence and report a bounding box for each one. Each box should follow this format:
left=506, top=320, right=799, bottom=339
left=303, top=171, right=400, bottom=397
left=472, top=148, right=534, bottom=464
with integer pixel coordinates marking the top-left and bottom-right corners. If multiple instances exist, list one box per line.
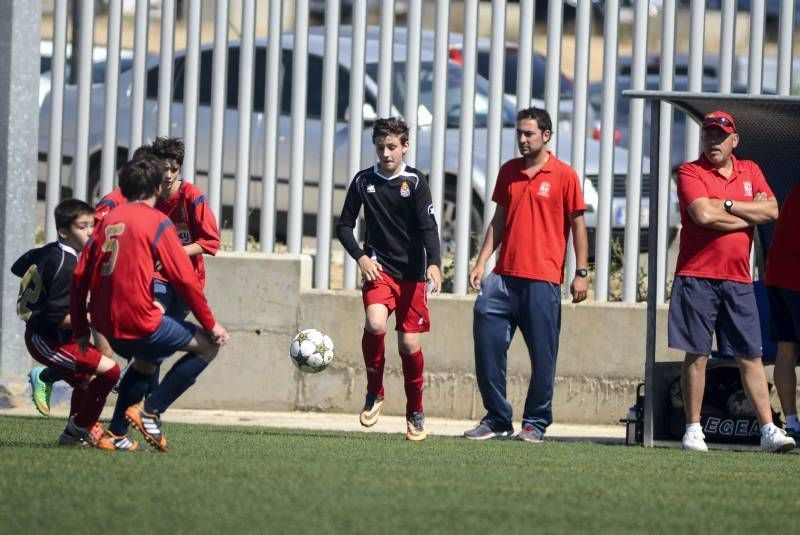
left=36, top=0, right=797, bottom=299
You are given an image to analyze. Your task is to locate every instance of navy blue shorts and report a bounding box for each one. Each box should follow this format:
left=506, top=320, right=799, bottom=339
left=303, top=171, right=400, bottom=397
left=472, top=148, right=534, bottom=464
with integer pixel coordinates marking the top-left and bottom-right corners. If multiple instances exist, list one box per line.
left=152, top=279, right=191, bottom=320
left=668, top=276, right=762, bottom=357
left=109, top=316, right=197, bottom=364
left=768, top=287, right=800, bottom=343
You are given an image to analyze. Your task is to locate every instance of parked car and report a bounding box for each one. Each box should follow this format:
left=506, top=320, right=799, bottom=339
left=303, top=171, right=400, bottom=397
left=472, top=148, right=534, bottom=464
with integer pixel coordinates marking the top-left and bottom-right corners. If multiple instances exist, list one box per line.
left=38, top=27, right=674, bottom=253
left=38, top=40, right=134, bottom=107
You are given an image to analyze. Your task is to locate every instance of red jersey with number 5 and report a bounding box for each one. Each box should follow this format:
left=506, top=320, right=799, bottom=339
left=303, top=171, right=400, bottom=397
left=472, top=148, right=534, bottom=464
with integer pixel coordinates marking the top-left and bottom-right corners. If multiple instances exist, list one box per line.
left=70, top=202, right=216, bottom=340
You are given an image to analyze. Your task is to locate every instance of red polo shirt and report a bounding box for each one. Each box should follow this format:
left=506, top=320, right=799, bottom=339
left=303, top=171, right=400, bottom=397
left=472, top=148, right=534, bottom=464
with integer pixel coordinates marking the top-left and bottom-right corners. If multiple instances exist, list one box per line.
left=765, top=184, right=800, bottom=291
left=676, top=154, right=773, bottom=283
left=492, top=154, right=586, bottom=284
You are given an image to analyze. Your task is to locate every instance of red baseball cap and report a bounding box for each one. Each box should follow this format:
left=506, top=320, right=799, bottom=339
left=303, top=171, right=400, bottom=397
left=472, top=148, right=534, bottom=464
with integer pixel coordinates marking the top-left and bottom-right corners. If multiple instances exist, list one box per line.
left=702, top=111, right=736, bottom=134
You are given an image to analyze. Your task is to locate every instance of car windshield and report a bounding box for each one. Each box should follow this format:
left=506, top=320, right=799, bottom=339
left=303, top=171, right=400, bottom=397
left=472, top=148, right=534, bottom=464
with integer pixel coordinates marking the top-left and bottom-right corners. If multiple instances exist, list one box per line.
left=366, top=61, right=517, bottom=128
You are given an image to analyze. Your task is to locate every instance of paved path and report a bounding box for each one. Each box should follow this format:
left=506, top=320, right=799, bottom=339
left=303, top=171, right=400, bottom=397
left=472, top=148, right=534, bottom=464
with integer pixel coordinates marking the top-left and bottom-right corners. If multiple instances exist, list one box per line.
left=1, top=405, right=627, bottom=444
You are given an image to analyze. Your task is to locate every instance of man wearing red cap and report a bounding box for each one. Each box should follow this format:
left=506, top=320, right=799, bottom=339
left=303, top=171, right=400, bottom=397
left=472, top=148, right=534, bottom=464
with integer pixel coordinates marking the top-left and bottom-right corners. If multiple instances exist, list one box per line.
left=669, top=110, right=795, bottom=453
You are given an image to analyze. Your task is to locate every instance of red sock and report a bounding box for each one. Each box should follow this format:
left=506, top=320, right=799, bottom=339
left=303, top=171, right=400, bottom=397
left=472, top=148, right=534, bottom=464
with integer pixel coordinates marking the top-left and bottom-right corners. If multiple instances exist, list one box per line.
left=400, top=349, right=424, bottom=416
left=362, top=330, right=386, bottom=398
left=73, top=364, right=120, bottom=429
left=69, top=385, right=87, bottom=418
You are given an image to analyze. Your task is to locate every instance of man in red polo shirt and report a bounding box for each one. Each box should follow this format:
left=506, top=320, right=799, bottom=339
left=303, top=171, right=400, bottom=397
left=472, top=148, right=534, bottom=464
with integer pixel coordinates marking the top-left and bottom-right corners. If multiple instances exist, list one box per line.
left=765, top=182, right=800, bottom=441
left=463, top=107, right=589, bottom=442
left=669, top=110, right=794, bottom=453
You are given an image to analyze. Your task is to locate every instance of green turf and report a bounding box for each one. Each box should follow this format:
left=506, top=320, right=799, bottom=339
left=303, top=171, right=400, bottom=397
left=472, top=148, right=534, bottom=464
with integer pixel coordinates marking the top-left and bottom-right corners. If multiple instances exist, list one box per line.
left=1, top=415, right=798, bottom=533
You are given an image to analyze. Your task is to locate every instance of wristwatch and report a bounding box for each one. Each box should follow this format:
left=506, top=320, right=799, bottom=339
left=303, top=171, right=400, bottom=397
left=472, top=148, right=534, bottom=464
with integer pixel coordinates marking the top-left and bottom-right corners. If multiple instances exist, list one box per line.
left=575, top=268, right=589, bottom=278
left=724, top=199, right=734, bottom=213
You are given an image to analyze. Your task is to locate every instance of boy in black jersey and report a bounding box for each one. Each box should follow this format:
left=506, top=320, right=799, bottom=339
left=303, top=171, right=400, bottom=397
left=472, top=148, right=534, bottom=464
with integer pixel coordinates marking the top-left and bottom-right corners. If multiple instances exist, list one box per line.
left=337, top=117, right=442, bottom=441
left=13, top=199, right=122, bottom=447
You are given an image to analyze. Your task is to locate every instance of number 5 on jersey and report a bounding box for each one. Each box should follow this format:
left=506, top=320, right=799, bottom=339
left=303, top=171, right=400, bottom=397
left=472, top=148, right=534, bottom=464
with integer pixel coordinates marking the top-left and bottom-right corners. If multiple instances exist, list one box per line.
left=101, top=223, right=126, bottom=276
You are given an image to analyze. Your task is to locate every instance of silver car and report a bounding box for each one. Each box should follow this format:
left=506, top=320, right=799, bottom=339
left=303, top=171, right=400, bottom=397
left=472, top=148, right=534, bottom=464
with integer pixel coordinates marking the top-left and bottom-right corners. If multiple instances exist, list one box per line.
left=38, top=27, right=675, bottom=251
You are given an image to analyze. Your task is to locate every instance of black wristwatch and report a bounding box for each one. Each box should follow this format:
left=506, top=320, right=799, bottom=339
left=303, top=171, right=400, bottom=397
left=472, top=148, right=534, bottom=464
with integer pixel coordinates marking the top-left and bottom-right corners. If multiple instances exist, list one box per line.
left=724, top=199, right=734, bottom=213
left=575, top=268, right=589, bottom=278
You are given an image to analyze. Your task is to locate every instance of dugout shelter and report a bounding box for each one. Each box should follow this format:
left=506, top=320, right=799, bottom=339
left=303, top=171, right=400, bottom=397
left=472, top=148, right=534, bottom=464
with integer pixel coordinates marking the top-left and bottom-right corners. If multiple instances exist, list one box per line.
left=624, top=91, right=800, bottom=447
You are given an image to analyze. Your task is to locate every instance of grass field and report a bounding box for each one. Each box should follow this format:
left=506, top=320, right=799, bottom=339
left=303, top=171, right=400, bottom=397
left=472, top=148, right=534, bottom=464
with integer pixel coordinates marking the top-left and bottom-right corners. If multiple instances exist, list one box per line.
left=1, top=415, right=798, bottom=533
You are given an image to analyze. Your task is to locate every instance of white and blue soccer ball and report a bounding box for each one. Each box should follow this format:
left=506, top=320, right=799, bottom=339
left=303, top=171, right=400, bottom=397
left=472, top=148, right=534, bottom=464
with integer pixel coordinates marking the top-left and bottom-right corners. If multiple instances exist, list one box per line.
left=289, top=328, right=334, bottom=373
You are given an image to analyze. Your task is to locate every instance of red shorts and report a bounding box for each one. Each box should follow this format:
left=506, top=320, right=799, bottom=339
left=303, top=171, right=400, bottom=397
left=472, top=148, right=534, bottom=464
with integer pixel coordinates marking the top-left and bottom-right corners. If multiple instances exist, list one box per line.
left=362, top=272, right=430, bottom=333
left=25, top=329, right=103, bottom=387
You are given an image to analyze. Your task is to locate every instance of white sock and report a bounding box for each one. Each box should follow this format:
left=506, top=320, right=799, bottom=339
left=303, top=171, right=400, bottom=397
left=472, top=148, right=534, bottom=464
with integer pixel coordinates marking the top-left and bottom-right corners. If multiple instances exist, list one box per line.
left=786, top=414, right=799, bottom=431
left=760, top=423, right=779, bottom=435
left=685, top=423, right=702, bottom=432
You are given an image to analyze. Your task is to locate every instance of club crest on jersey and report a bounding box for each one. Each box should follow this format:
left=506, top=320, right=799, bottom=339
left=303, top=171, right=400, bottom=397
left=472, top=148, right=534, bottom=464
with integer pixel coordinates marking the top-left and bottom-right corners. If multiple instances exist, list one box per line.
left=400, top=181, right=411, bottom=198
left=366, top=184, right=376, bottom=193
left=537, top=181, right=551, bottom=197
left=743, top=181, right=753, bottom=197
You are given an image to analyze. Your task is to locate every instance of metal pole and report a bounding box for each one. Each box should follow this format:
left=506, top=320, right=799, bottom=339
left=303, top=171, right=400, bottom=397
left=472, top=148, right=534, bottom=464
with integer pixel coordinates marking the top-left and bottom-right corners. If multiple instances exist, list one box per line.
left=544, top=0, right=563, bottom=154
left=45, top=0, right=69, bottom=242
left=516, top=0, right=534, bottom=110
left=129, top=0, right=150, bottom=155
left=182, top=0, right=202, bottom=183
left=287, top=0, right=309, bottom=254
left=622, top=0, right=648, bottom=303
left=72, top=0, right=94, bottom=201
left=718, top=0, right=736, bottom=93
left=343, top=0, right=368, bottom=288
left=260, top=0, right=282, bottom=252
left=428, top=0, right=449, bottom=245
left=644, top=99, right=661, bottom=448
left=656, top=0, right=676, bottom=304
left=748, top=0, right=766, bottom=94
left=594, top=0, right=619, bottom=302
left=156, top=0, right=176, bottom=137
left=453, top=0, right=478, bottom=295
left=208, top=0, right=229, bottom=222
left=99, top=0, right=122, bottom=198
left=484, top=0, right=506, bottom=233
left=404, top=0, right=422, bottom=166
left=776, top=0, right=794, bottom=95
left=377, top=0, right=395, bottom=117
left=0, top=0, right=40, bottom=380
left=683, top=0, right=704, bottom=163
left=566, top=0, right=591, bottom=286
left=233, top=0, right=256, bottom=252
left=315, top=2, right=342, bottom=289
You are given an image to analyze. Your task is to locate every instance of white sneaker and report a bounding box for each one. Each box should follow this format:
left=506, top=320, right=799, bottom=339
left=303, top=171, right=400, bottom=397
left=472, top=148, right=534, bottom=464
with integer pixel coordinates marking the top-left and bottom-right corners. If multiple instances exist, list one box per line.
left=682, top=428, right=708, bottom=451
left=760, top=426, right=796, bottom=453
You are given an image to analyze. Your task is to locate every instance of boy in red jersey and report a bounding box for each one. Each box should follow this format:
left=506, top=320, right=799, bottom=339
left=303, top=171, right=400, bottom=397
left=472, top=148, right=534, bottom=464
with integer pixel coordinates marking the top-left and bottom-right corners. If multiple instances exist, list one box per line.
left=71, top=155, right=229, bottom=452
left=151, top=136, right=220, bottom=318
left=27, top=145, right=160, bottom=412
left=765, top=182, right=800, bottom=440
left=336, top=117, right=442, bottom=441
left=14, top=199, right=121, bottom=446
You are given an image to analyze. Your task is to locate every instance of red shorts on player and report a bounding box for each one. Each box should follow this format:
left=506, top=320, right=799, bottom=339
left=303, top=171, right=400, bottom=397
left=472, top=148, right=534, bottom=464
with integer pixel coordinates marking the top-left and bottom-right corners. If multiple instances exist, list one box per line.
left=362, top=272, right=430, bottom=333
left=25, top=329, right=103, bottom=387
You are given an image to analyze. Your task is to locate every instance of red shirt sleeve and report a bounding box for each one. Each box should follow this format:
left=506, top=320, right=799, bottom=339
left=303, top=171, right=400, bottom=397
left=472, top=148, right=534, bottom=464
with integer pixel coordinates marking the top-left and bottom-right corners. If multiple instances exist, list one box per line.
left=564, top=168, right=587, bottom=214
left=153, top=221, right=216, bottom=331
left=69, top=237, right=97, bottom=338
left=491, top=164, right=511, bottom=207
left=186, top=187, right=220, bottom=255
left=677, top=162, right=709, bottom=207
left=747, top=161, right=774, bottom=198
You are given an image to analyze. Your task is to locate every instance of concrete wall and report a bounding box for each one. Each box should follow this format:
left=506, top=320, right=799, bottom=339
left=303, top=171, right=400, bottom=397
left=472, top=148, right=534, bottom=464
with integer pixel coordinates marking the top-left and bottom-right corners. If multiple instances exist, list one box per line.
left=174, top=253, right=685, bottom=425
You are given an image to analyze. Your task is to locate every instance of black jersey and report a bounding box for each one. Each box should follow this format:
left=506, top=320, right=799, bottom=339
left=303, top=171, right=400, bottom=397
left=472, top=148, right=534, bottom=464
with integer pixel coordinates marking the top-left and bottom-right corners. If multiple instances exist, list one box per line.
left=11, top=241, right=77, bottom=342
left=337, top=164, right=441, bottom=281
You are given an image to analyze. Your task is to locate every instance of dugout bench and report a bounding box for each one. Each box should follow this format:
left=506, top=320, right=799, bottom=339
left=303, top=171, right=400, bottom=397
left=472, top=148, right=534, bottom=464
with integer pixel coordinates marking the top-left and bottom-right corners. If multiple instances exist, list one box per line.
left=622, top=91, right=800, bottom=447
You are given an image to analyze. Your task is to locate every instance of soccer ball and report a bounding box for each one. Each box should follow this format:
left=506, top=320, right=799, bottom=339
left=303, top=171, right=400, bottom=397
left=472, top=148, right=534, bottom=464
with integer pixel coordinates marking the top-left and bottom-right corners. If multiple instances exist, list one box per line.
left=289, top=328, right=334, bottom=373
